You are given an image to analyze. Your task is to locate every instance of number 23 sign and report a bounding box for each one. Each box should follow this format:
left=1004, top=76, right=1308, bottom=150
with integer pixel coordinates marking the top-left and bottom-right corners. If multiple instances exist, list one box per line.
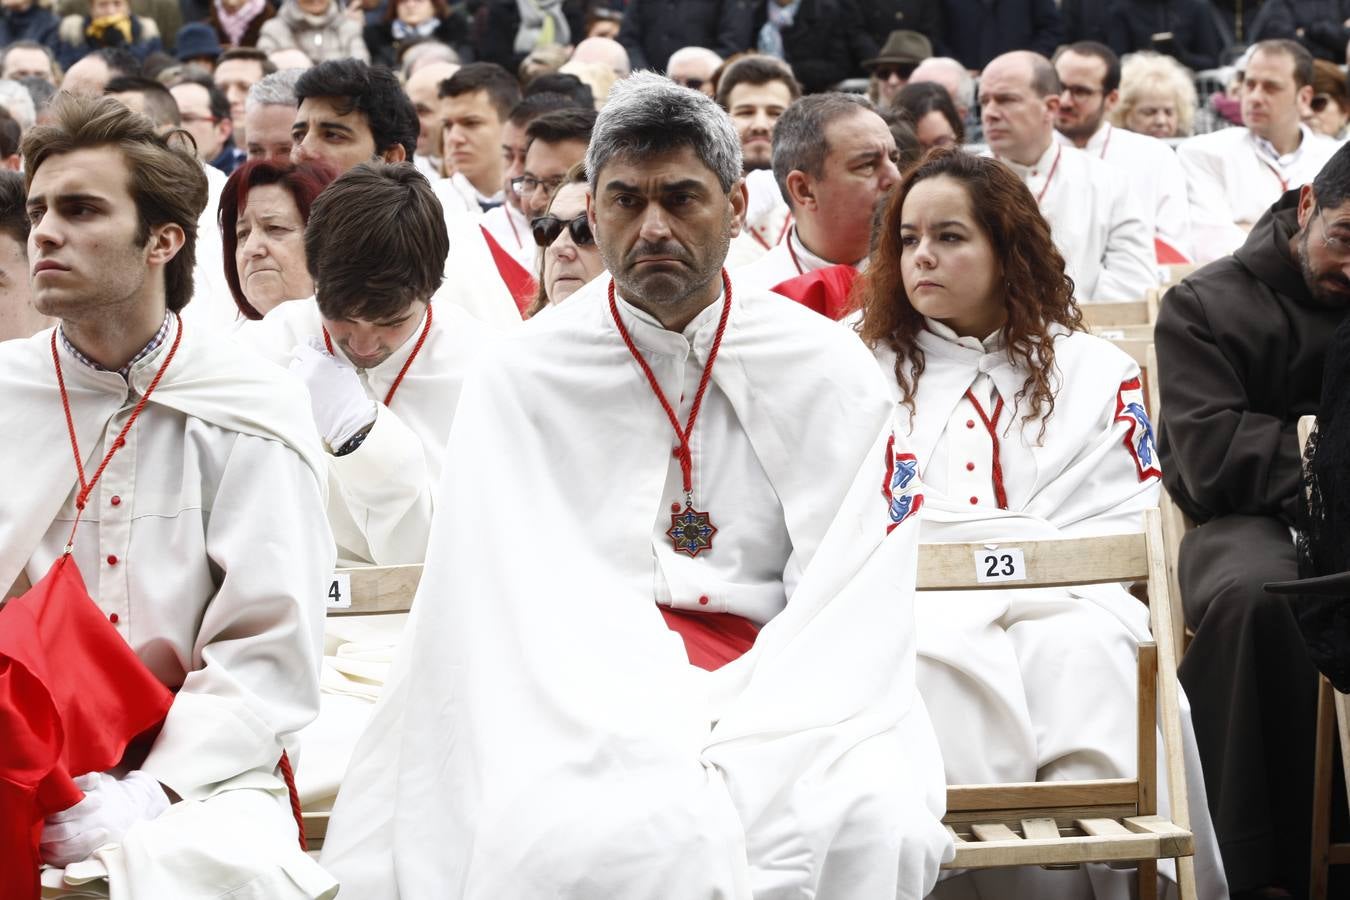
left=974, top=547, right=1027, bottom=584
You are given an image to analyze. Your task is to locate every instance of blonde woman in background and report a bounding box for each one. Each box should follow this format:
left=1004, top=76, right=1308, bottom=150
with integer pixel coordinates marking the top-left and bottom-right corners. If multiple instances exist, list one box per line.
left=1112, top=50, right=1197, bottom=139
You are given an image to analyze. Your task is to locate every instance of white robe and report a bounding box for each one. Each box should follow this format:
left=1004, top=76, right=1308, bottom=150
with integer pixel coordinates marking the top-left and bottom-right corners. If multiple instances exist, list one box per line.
left=1178, top=124, right=1342, bottom=263
left=0, top=316, right=337, bottom=898
left=733, top=226, right=846, bottom=294
left=869, top=322, right=1227, bottom=899
left=436, top=205, right=527, bottom=329
left=1057, top=122, right=1194, bottom=261
left=431, top=172, right=485, bottom=220
left=235, top=297, right=495, bottom=566
left=726, top=168, right=793, bottom=269
left=990, top=142, right=1159, bottom=302
left=480, top=200, right=537, bottom=274
left=319, top=276, right=953, bottom=899
left=182, top=163, right=243, bottom=338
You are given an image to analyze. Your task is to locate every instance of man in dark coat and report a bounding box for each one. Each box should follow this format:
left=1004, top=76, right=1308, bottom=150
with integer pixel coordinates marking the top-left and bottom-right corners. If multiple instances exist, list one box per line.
left=617, top=0, right=755, bottom=73
left=858, top=0, right=944, bottom=55
left=1106, top=0, right=1224, bottom=71
left=937, top=0, right=1062, bottom=70
left=1251, top=0, right=1350, bottom=62
left=1157, top=142, right=1350, bottom=899
left=751, top=0, right=876, bottom=94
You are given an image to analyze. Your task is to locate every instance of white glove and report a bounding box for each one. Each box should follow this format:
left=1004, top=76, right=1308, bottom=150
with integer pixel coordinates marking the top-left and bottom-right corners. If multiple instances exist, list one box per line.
left=41, top=771, right=170, bottom=867
left=289, top=340, right=378, bottom=450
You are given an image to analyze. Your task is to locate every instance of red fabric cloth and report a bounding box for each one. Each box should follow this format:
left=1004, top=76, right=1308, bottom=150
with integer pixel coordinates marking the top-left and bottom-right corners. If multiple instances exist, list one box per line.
left=480, top=225, right=536, bottom=318
left=770, top=265, right=861, bottom=321
left=659, top=606, right=760, bottom=671
left=1154, top=236, right=1190, bottom=265
left=0, top=555, right=173, bottom=898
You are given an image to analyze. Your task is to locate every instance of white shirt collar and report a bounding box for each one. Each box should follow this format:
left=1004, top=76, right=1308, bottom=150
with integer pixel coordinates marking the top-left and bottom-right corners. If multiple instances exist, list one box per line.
left=1250, top=124, right=1313, bottom=168
left=789, top=226, right=866, bottom=271
left=999, top=140, right=1059, bottom=180
left=924, top=316, right=1003, bottom=354
left=1054, top=121, right=1112, bottom=157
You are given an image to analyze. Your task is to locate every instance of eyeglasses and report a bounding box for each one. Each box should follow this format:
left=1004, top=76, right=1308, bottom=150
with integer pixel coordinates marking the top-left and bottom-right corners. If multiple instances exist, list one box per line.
left=512, top=174, right=567, bottom=196
left=674, top=76, right=705, bottom=90
left=1060, top=84, right=1102, bottom=101
left=1311, top=93, right=1339, bottom=114
left=1317, top=207, right=1350, bottom=256
left=531, top=213, right=594, bottom=248
left=872, top=63, right=917, bottom=82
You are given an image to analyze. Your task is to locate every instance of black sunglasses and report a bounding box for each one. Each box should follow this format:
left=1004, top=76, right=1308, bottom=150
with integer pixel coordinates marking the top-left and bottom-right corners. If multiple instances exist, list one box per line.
left=1312, top=93, right=1338, bottom=114
left=531, top=213, right=594, bottom=248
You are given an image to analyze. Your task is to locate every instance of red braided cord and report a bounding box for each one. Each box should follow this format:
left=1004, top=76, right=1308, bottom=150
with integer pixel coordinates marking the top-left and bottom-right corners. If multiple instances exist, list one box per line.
left=278, top=750, right=307, bottom=851
left=52, top=316, right=184, bottom=515
left=965, top=388, right=1009, bottom=510
left=607, top=269, right=733, bottom=495
left=321, top=303, right=433, bottom=408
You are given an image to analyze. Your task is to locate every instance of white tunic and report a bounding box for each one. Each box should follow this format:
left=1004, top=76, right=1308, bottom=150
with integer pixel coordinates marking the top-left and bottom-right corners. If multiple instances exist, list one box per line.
left=182, top=163, right=243, bottom=337
left=320, top=276, right=953, bottom=899
left=870, top=321, right=1227, bottom=899
left=0, top=316, right=337, bottom=897
left=436, top=209, right=527, bottom=329
left=732, top=225, right=843, bottom=294
left=430, top=172, right=484, bottom=220
left=726, top=167, right=793, bottom=269
left=235, top=297, right=496, bottom=566
left=1178, top=124, right=1342, bottom=263
left=1057, top=122, right=1194, bottom=261
left=990, top=142, right=1159, bottom=302
left=480, top=201, right=537, bottom=274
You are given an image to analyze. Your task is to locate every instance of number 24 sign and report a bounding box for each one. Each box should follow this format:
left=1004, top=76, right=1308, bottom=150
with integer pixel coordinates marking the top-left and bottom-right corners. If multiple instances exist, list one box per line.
left=974, top=547, right=1027, bottom=584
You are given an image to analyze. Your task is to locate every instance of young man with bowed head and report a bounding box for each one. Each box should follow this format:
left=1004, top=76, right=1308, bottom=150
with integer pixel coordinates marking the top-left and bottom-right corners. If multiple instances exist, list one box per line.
left=1179, top=39, right=1341, bottom=263
left=981, top=49, right=1157, bottom=302
left=320, top=71, right=952, bottom=899
left=734, top=92, right=901, bottom=293
left=716, top=54, right=802, bottom=269
left=237, top=161, right=494, bottom=567
left=1054, top=41, right=1194, bottom=263
left=0, top=93, right=335, bottom=897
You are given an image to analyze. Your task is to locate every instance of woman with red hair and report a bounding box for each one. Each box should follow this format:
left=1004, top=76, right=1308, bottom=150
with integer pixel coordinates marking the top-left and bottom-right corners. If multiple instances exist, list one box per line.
left=855, top=148, right=1226, bottom=898
left=219, top=158, right=335, bottom=320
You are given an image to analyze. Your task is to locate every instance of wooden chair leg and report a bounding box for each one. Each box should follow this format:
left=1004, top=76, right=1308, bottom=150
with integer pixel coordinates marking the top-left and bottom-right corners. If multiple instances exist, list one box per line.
left=1312, top=674, right=1335, bottom=900
left=1137, top=858, right=1158, bottom=900
left=1175, top=855, right=1197, bottom=900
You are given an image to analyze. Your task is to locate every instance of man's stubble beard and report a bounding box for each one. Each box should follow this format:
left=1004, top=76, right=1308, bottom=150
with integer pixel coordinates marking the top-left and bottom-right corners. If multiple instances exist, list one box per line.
left=600, top=209, right=734, bottom=310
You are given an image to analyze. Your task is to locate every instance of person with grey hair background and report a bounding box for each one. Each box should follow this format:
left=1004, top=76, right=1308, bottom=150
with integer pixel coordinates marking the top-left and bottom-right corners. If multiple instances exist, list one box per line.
left=734, top=91, right=901, bottom=292
left=243, top=67, right=301, bottom=164
left=320, top=70, right=952, bottom=900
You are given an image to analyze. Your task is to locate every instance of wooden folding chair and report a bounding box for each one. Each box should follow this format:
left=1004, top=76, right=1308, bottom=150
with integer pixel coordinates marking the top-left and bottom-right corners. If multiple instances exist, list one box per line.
left=1299, top=415, right=1350, bottom=899
left=920, top=508, right=1197, bottom=899
left=302, top=563, right=424, bottom=851
left=1080, top=299, right=1152, bottom=330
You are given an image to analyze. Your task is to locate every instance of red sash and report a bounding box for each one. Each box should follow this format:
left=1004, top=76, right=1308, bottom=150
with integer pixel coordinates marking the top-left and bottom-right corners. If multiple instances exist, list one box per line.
left=480, top=225, right=536, bottom=318
left=771, top=265, right=861, bottom=321
left=659, top=606, right=760, bottom=671
left=0, top=555, right=173, bottom=899
left=1154, top=236, right=1190, bottom=265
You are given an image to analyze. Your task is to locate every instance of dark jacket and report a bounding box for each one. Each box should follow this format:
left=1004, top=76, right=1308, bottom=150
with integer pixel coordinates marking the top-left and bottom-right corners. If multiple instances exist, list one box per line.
left=1157, top=191, right=1350, bottom=525
left=0, top=4, right=58, bottom=47
left=938, top=0, right=1062, bottom=70
left=858, top=0, right=944, bottom=55
left=1210, top=0, right=1268, bottom=48
left=1061, top=0, right=1109, bottom=43
left=364, top=14, right=466, bottom=67
left=207, top=1, right=276, bottom=48
left=1251, top=0, right=1350, bottom=62
left=1106, top=0, right=1223, bottom=72
left=751, top=0, right=876, bottom=93
left=617, top=0, right=755, bottom=72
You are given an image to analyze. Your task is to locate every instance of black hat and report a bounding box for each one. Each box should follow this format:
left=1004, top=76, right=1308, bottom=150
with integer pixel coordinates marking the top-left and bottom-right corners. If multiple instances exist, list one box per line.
left=175, top=23, right=222, bottom=62
left=863, top=31, right=933, bottom=72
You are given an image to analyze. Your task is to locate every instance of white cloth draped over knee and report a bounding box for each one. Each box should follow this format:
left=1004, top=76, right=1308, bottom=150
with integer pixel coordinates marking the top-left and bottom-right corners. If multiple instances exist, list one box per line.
left=869, top=323, right=1227, bottom=899
left=320, top=279, right=953, bottom=899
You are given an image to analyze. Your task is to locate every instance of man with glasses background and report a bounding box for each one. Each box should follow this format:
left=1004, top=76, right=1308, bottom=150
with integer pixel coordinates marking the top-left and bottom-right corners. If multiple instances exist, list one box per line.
left=1156, top=142, right=1350, bottom=900
left=1053, top=41, right=1193, bottom=263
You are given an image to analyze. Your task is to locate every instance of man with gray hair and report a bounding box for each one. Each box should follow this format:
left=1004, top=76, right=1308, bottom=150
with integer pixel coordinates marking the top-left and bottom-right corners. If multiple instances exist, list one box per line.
left=244, top=68, right=302, bottom=164
left=321, top=70, right=952, bottom=899
left=735, top=92, right=901, bottom=292
left=909, top=55, right=978, bottom=138
left=666, top=45, right=721, bottom=95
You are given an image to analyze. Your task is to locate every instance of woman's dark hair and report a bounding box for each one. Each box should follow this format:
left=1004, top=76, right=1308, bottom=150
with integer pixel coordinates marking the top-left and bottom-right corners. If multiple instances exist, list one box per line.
left=219, top=159, right=337, bottom=319
left=856, top=148, right=1081, bottom=435
left=892, top=81, right=964, bottom=146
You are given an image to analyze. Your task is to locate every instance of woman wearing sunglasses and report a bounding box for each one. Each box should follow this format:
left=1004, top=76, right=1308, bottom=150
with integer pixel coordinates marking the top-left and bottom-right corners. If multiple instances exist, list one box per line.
left=526, top=164, right=605, bottom=316
left=1306, top=59, right=1350, bottom=140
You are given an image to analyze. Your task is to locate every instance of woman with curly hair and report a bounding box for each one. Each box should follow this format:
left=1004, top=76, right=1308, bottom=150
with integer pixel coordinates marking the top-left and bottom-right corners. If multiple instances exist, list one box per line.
left=856, top=149, right=1226, bottom=898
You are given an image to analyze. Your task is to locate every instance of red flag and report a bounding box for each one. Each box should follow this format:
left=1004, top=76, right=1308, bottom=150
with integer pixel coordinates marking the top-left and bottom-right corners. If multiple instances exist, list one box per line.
left=0, top=556, right=173, bottom=898
left=480, top=225, right=536, bottom=317
left=771, top=265, right=861, bottom=321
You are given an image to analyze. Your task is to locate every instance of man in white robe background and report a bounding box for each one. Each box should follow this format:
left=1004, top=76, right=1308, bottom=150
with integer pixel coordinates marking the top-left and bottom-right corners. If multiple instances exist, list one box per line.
left=320, top=71, right=952, bottom=899
left=1054, top=41, right=1194, bottom=264
left=435, top=62, right=517, bottom=217
left=981, top=51, right=1158, bottom=302
left=0, top=93, right=335, bottom=898
left=1179, top=39, right=1342, bottom=264
left=715, top=54, right=801, bottom=269
left=734, top=92, right=901, bottom=293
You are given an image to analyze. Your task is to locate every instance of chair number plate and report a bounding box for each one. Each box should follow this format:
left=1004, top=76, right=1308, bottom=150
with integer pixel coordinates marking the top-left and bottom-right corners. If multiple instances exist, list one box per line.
left=974, top=548, right=1027, bottom=583
left=326, top=573, right=352, bottom=609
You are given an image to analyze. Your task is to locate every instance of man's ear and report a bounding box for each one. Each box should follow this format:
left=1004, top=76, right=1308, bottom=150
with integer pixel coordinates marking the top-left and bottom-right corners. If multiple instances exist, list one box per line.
left=145, top=221, right=185, bottom=267
left=1297, top=83, right=1315, bottom=119
left=1296, top=183, right=1317, bottom=230
left=382, top=143, right=408, bottom=163
left=785, top=169, right=813, bottom=211
left=728, top=178, right=747, bottom=237
left=1102, top=88, right=1120, bottom=114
